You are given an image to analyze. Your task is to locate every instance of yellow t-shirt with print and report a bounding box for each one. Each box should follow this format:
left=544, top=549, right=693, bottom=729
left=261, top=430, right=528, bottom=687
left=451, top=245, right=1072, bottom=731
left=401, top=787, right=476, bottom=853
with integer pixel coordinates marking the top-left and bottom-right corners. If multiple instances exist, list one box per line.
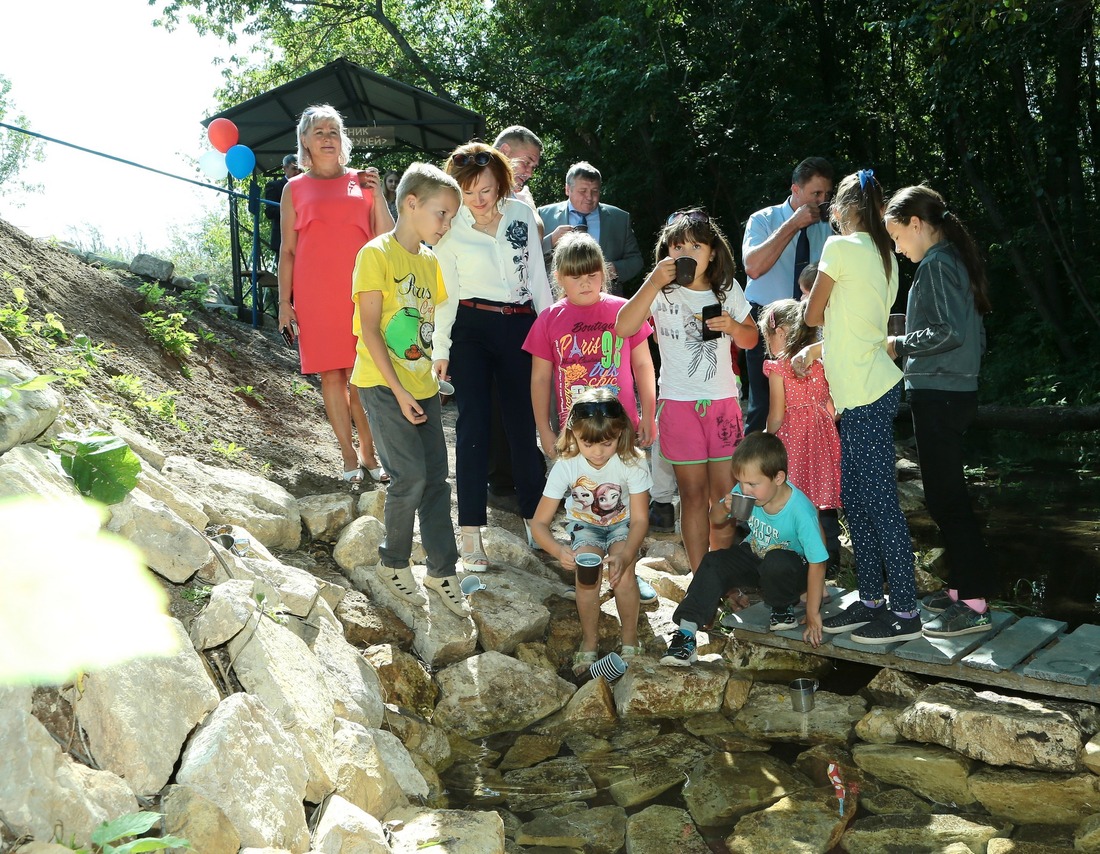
left=351, top=233, right=448, bottom=400
left=818, top=232, right=902, bottom=413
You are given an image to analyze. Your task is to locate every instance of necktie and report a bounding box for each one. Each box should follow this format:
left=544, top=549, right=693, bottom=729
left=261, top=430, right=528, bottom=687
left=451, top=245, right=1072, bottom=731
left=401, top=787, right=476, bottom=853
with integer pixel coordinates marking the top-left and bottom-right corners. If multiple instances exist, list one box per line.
left=578, top=212, right=588, bottom=228
left=793, top=227, right=810, bottom=299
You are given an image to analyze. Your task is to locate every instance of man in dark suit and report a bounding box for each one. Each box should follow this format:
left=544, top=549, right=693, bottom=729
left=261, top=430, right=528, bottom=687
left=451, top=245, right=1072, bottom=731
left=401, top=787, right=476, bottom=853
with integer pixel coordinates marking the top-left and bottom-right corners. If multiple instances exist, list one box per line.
left=538, top=162, right=643, bottom=295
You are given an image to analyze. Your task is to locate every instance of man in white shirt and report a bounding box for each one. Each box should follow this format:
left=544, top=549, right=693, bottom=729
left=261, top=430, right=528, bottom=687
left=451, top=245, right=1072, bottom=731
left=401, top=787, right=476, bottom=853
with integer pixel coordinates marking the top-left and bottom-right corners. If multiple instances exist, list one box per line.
left=493, top=126, right=545, bottom=240
left=741, top=157, right=834, bottom=434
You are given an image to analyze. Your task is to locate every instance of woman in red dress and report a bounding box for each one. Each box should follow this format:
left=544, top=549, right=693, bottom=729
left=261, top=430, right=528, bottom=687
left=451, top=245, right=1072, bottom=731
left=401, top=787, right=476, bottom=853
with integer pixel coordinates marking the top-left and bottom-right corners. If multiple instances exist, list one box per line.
left=277, top=105, right=394, bottom=485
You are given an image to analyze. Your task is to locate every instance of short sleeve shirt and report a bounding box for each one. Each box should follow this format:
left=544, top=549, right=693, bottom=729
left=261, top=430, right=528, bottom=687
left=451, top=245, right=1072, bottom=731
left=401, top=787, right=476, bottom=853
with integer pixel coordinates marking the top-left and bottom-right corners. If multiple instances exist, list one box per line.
left=544, top=453, right=652, bottom=526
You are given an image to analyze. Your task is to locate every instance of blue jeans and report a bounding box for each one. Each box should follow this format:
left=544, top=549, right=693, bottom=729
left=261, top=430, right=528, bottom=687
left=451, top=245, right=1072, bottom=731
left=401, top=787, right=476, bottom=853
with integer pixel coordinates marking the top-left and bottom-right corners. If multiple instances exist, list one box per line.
left=839, top=382, right=916, bottom=611
left=358, top=386, right=458, bottom=578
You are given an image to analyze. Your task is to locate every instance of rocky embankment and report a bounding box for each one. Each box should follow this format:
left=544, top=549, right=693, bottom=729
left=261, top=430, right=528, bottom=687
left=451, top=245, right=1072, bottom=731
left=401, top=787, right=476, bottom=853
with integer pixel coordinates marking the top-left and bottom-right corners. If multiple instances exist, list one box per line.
left=3, top=340, right=1100, bottom=854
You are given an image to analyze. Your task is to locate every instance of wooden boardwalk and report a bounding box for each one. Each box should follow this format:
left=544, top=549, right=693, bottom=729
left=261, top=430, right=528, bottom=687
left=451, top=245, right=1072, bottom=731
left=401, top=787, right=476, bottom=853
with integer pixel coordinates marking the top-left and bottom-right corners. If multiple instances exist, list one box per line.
left=720, top=588, right=1100, bottom=703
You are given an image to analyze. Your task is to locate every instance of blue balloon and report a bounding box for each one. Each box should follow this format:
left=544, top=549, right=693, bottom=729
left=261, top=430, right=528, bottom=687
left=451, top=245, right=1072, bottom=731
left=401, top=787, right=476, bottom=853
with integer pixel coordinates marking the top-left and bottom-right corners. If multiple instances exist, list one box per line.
left=225, top=144, right=256, bottom=180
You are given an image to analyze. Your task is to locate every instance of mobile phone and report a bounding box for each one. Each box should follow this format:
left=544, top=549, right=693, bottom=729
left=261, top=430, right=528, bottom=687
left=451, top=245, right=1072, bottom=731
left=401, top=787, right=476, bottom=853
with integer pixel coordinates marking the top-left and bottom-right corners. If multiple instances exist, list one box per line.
left=281, top=320, right=298, bottom=347
left=700, top=303, right=722, bottom=340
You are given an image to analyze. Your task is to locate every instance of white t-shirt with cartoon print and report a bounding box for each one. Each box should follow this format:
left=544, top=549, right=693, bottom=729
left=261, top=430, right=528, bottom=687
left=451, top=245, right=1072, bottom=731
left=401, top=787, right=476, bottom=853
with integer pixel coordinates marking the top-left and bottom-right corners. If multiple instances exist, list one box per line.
left=544, top=453, right=652, bottom=526
left=648, top=284, right=751, bottom=400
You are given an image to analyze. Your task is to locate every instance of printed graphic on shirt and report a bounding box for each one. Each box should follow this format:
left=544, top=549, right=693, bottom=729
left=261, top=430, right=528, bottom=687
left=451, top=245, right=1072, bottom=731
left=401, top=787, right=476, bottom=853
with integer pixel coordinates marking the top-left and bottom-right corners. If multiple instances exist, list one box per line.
left=505, top=219, right=533, bottom=303
left=384, top=272, right=435, bottom=363
left=568, top=474, right=627, bottom=525
left=654, top=298, right=719, bottom=382
left=554, top=323, right=625, bottom=415
left=746, top=515, right=791, bottom=559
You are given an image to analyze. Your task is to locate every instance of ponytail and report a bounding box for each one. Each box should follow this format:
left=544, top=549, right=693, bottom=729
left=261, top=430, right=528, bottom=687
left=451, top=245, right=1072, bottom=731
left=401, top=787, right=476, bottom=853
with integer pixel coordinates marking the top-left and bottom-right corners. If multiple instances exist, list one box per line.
left=834, top=170, right=893, bottom=280
left=885, top=185, right=991, bottom=315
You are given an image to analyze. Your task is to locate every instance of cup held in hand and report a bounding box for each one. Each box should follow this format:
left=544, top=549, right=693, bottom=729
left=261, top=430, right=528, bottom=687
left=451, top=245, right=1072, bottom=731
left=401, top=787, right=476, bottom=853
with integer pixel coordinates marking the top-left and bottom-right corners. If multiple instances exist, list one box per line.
left=887, top=314, right=906, bottom=337
left=789, top=677, right=819, bottom=712
left=727, top=492, right=756, bottom=522
left=459, top=575, right=485, bottom=595
left=575, top=552, right=603, bottom=586
left=674, top=256, right=697, bottom=286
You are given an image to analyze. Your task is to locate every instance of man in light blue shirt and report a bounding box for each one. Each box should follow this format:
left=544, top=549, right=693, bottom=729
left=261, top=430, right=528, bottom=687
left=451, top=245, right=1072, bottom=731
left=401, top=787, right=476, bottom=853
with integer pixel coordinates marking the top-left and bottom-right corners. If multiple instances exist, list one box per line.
left=741, top=157, right=834, bottom=433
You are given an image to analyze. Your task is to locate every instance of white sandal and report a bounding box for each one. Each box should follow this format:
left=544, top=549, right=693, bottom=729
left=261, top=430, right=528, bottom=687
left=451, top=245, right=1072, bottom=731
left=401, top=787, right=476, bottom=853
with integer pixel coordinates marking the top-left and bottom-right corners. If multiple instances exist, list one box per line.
left=424, top=575, right=471, bottom=617
left=375, top=564, right=425, bottom=605
left=460, top=527, right=489, bottom=573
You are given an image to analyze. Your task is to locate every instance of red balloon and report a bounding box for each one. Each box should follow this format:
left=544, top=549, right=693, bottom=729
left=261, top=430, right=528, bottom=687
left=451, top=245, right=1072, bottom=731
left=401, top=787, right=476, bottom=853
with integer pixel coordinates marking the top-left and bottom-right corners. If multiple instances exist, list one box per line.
left=207, top=118, right=239, bottom=154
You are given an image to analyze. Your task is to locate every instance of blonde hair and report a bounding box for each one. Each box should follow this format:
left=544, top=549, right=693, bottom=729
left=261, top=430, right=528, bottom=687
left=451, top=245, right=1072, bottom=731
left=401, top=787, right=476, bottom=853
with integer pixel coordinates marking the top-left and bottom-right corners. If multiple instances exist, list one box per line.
left=757, top=299, right=818, bottom=360
left=396, top=162, right=460, bottom=210
left=551, top=233, right=608, bottom=295
left=296, top=104, right=352, bottom=169
left=555, top=388, right=643, bottom=463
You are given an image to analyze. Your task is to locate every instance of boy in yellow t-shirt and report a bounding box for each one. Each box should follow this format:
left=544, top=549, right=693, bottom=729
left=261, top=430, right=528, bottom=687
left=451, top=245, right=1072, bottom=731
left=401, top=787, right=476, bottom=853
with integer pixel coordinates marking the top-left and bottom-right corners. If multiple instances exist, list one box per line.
left=351, top=163, right=467, bottom=616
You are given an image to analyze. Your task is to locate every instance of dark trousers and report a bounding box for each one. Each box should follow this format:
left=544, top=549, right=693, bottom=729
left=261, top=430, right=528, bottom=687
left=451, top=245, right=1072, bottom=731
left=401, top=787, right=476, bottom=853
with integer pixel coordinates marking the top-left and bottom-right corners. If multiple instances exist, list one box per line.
left=487, top=387, right=514, bottom=493
left=743, top=303, right=769, bottom=434
left=450, top=304, right=546, bottom=525
left=839, top=382, right=917, bottom=612
left=673, top=542, right=808, bottom=627
left=909, top=388, right=991, bottom=598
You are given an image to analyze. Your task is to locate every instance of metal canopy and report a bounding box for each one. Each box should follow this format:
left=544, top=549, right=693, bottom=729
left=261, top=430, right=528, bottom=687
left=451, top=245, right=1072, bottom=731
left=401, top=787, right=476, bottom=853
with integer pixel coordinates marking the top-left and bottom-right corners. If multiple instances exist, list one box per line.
left=203, top=57, right=484, bottom=172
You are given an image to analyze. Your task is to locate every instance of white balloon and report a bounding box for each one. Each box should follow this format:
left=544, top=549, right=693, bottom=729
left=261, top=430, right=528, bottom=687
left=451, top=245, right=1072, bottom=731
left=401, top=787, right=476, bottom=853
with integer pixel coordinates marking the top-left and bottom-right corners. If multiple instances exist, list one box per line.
left=198, top=149, right=228, bottom=180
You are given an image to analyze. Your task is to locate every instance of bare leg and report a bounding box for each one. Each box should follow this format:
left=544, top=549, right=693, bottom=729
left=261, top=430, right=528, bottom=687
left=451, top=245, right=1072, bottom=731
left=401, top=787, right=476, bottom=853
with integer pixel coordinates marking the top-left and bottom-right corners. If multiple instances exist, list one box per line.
left=320, top=368, right=358, bottom=472
left=575, top=549, right=604, bottom=654
left=608, top=541, right=640, bottom=646
left=708, top=459, right=734, bottom=552
left=675, top=462, right=711, bottom=572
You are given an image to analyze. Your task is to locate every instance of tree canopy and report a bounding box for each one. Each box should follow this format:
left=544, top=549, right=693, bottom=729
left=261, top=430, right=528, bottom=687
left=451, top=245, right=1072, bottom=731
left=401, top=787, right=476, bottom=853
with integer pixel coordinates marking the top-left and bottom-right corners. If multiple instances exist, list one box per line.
left=152, top=0, right=1100, bottom=407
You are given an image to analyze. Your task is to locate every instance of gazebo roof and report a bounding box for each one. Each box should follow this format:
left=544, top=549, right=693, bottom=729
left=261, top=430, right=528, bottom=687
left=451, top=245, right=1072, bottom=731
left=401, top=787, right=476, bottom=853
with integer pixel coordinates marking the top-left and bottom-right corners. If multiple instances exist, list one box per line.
left=204, top=57, right=484, bottom=172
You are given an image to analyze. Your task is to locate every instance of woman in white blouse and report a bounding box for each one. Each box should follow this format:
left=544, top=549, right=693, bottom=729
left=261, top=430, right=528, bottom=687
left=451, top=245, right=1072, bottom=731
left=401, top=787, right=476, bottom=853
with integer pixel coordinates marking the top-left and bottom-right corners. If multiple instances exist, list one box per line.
left=433, top=142, right=553, bottom=570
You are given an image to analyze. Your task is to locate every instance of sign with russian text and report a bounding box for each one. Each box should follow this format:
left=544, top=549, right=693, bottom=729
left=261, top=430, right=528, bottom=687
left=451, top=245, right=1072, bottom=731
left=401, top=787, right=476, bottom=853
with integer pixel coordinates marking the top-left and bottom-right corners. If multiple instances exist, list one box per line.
left=348, top=126, right=396, bottom=149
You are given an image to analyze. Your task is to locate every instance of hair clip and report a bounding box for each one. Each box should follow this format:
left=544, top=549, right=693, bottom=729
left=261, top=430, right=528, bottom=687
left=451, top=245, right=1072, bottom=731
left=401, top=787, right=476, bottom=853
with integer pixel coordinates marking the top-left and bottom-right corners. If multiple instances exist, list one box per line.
left=941, top=208, right=951, bottom=219
left=768, top=312, right=777, bottom=330
left=857, top=168, right=875, bottom=191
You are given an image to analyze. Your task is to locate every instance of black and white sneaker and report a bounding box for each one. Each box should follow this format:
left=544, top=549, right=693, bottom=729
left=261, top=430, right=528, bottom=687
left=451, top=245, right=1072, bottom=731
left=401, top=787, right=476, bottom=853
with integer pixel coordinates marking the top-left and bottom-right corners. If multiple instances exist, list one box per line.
left=851, top=612, right=923, bottom=645
left=921, top=590, right=954, bottom=614
left=769, top=606, right=798, bottom=631
left=659, top=630, right=698, bottom=666
left=822, top=600, right=882, bottom=634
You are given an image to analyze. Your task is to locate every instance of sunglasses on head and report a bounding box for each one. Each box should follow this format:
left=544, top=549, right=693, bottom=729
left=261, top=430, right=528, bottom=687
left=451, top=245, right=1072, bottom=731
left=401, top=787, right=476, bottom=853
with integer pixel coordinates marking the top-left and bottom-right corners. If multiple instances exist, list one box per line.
left=666, top=209, right=711, bottom=226
left=571, top=399, right=625, bottom=421
left=452, top=151, right=492, bottom=167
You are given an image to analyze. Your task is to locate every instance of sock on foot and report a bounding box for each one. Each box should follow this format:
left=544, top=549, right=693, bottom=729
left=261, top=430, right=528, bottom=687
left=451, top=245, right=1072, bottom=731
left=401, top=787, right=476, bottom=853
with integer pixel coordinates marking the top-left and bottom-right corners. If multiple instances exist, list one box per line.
left=893, top=609, right=920, bottom=620
left=962, top=598, right=988, bottom=613
left=679, top=620, right=698, bottom=636
left=861, top=599, right=885, bottom=609
left=948, top=588, right=960, bottom=602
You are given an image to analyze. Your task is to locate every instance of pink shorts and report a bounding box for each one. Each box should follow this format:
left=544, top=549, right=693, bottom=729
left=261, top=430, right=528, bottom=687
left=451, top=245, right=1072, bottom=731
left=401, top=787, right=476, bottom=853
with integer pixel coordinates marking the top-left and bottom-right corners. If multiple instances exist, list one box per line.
left=657, top=397, right=744, bottom=464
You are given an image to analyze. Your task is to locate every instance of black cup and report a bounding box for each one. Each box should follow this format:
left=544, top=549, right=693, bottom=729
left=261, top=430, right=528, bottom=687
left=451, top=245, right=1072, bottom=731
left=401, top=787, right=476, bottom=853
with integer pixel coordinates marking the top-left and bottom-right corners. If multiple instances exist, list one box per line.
left=575, top=553, right=602, bottom=586
left=674, top=256, right=697, bottom=286
left=573, top=224, right=588, bottom=233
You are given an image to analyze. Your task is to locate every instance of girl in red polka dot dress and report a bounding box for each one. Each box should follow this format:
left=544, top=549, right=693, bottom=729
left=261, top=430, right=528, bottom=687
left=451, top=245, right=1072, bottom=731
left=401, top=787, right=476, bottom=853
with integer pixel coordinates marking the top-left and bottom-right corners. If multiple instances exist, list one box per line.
left=759, top=298, right=841, bottom=561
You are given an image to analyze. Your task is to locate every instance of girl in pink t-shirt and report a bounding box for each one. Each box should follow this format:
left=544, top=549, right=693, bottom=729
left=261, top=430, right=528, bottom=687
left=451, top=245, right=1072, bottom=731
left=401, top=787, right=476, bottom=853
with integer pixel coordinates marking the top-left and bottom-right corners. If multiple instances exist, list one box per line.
left=523, top=233, right=656, bottom=458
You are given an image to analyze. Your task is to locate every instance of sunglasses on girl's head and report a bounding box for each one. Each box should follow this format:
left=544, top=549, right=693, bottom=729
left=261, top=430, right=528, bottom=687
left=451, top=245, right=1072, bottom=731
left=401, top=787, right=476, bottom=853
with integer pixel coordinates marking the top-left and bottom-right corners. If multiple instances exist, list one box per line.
left=571, top=399, right=625, bottom=421
left=666, top=209, right=710, bottom=226
left=452, top=151, right=492, bottom=167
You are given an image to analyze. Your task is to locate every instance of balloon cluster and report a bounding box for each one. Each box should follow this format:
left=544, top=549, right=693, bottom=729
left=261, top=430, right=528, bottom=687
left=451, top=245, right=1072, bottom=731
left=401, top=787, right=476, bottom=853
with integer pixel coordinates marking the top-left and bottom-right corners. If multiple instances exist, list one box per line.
left=198, top=118, right=257, bottom=181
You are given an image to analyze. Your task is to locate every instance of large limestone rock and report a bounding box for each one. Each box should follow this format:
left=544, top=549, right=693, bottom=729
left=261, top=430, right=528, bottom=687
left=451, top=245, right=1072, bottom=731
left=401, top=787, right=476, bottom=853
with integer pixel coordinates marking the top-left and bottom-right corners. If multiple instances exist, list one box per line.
left=895, top=683, right=1090, bottom=772
left=839, top=813, right=1010, bottom=853
left=469, top=587, right=551, bottom=655
left=433, top=651, right=576, bottom=739
left=0, top=686, right=138, bottom=846
left=519, top=805, right=626, bottom=854
left=624, top=805, right=711, bottom=854
left=130, top=252, right=174, bottom=281
left=725, top=792, right=852, bottom=854
left=331, top=721, right=409, bottom=819
left=0, top=442, right=79, bottom=501
left=161, top=784, right=241, bottom=854
left=105, top=487, right=213, bottom=583
left=851, top=742, right=976, bottom=806
left=385, top=806, right=505, bottom=854
left=70, top=617, right=219, bottom=796
left=190, top=579, right=260, bottom=649
left=501, top=757, right=596, bottom=811
left=383, top=705, right=453, bottom=771
left=333, top=515, right=386, bottom=570
left=371, top=726, right=430, bottom=804
left=313, top=795, right=389, bottom=853
left=968, top=765, right=1100, bottom=824
left=134, top=457, right=207, bottom=528
left=0, top=359, right=61, bottom=453
left=683, top=751, right=814, bottom=826
left=1076, top=813, right=1100, bottom=853
left=535, top=674, right=619, bottom=737
left=723, top=635, right=832, bottom=679
left=307, top=598, right=385, bottom=729
left=162, top=455, right=301, bottom=550
left=177, top=693, right=309, bottom=851
left=862, top=668, right=928, bottom=708
left=228, top=609, right=336, bottom=802
left=612, top=656, right=730, bottom=719
left=854, top=707, right=903, bottom=744
left=363, top=643, right=437, bottom=717
left=297, top=492, right=357, bottom=542
left=348, top=563, right=477, bottom=668
left=335, top=589, right=415, bottom=650
left=732, top=683, right=868, bottom=745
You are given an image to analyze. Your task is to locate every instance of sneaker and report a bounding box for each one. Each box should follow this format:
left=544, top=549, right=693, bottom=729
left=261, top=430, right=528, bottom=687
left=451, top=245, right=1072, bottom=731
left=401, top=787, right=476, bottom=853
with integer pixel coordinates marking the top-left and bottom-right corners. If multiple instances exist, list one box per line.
left=648, top=500, right=676, bottom=532
left=922, top=601, right=992, bottom=637
left=375, top=564, right=426, bottom=606
left=637, top=577, right=658, bottom=604
left=769, top=606, right=798, bottom=632
left=659, top=630, right=698, bottom=667
left=851, top=612, right=924, bottom=645
left=423, top=575, right=471, bottom=617
left=562, top=585, right=577, bottom=601
left=822, top=601, right=883, bottom=634
left=921, top=589, right=955, bottom=614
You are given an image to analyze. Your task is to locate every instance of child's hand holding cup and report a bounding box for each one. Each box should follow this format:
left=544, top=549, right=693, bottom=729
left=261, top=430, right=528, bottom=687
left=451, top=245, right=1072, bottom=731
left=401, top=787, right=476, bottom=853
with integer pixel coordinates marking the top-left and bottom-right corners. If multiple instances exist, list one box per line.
left=574, top=552, right=603, bottom=587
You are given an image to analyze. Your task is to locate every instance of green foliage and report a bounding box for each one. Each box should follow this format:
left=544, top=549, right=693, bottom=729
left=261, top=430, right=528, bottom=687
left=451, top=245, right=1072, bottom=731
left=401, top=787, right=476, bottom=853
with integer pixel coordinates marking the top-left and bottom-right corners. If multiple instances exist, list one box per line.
left=0, top=371, right=58, bottom=405
left=211, top=438, right=245, bottom=458
left=180, top=585, right=212, bottom=603
left=56, top=431, right=142, bottom=505
left=108, top=374, right=145, bottom=400
left=137, top=281, right=169, bottom=308
left=140, top=311, right=197, bottom=360
left=290, top=378, right=311, bottom=396
left=69, top=333, right=115, bottom=368
left=0, top=285, right=31, bottom=337
left=64, top=811, right=190, bottom=853
left=233, top=384, right=265, bottom=404
left=0, top=75, right=45, bottom=195
left=55, top=366, right=90, bottom=389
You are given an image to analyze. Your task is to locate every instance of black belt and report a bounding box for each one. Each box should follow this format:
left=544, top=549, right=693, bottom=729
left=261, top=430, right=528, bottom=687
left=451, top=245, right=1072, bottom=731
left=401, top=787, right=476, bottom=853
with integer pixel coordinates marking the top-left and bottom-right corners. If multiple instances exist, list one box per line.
left=459, top=299, right=535, bottom=316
